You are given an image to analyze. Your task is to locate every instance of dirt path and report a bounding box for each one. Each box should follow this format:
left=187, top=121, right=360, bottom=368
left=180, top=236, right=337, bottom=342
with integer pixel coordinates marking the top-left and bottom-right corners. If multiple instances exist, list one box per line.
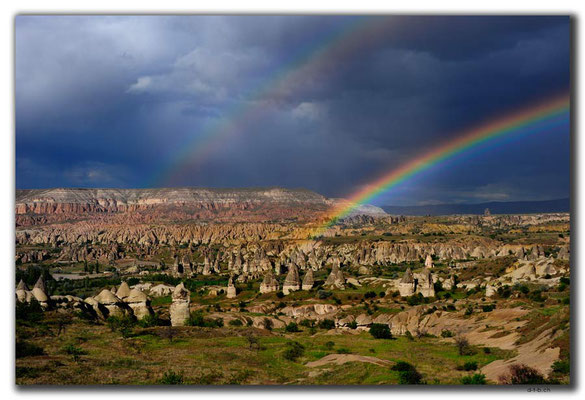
left=306, top=353, right=391, bottom=368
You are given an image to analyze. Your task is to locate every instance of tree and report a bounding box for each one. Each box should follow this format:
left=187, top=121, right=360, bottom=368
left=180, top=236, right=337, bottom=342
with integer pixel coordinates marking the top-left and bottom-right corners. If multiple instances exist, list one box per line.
left=461, top=374, right=486, bottom=384
left=498, top=364, right=547, bottom=384
left=369, top=323, right=392, bottom=339
left=391, top=361, right=424, bottom=384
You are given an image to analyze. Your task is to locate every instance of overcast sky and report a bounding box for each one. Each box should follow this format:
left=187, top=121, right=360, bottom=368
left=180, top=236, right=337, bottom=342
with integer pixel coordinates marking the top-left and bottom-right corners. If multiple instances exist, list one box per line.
left=15, top=15, right=570, bottom=206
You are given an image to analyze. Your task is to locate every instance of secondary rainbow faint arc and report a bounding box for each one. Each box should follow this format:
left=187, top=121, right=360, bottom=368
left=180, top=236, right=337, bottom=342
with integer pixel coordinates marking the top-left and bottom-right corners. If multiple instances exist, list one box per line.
left=314, top=94, right=570, bottom=236
left=150, top=16, right=392, bottom=187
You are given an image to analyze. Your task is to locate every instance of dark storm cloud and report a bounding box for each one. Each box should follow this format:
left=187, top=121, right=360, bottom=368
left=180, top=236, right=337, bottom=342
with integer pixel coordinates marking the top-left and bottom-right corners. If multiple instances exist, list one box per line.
left=15, top=15, right=570, bottom=205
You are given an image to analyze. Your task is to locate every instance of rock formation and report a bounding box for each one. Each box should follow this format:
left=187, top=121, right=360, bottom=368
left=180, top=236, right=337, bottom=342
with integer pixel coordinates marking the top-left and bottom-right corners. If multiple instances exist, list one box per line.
left=125, top=288, right=153, bottom=319
left=116, top=281, right=131, bottom=300
left=415, top=268, right=435, bottom=298
left=302, top=269, right=314, bottom=291
left=425, top=254, right=434, bottom=268
left=226, top=276, right=237, bottom=299
left=259, top=270, right=279, bottom=294
left=398, top=268, right=415, bottom=297
left=170, top=283, right=190, bottom=326
left=324, top=262, right=345, bottom=290
left=283, top=264, right=301, bottom=295
left=94, top=289, right=126, bottom=318
left=16, top=279, right=30, bottom=303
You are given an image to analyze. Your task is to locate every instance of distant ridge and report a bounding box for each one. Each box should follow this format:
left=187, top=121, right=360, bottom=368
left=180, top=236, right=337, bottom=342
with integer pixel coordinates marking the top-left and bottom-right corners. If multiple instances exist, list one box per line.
left=382, top=198, right=570, bottom=216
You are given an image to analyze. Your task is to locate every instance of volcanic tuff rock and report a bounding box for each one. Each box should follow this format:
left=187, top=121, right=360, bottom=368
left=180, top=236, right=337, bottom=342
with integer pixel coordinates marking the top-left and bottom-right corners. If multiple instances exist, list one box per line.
left=283, top=264, right=301, bottom=295
left=170, top=283, right=190, bottom=326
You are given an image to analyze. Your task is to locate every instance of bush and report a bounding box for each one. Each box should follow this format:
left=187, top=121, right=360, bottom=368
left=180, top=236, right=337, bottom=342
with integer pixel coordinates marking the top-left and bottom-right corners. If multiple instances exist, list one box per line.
left=481, top=304, right=495, bottom=312
left=348, top=321, right=358, bottom=329
left=406, top=293, right=425, bottom=306
left=318, top=290, right=333, bottom=299
left=106, top=315, right=135, bottom=338
left=364, top=291, right=377, bottom=299
left=263, top=318, right=273, bottom=331
left=324, top=341, right=335, bottom=350
left=498, top=364, right=547, bottom=384
left=16, top=341, right=44, bottom=358
left=276, top=291, right=284, bottom=298
left=369, top=323, right=392, bottom=339
left=137, top=313, right=160, bottom=328
left=461, top=373, right=486, bottom=384
left=318, top=319, right=336, bottom=330
left=455, top=336, right=474, bottom=356
left=440, top=329, right=454, bottom=338
left=158, top=370, right=184, bottom=384
left=15, top=299, right=44, bottom=323
left=62, top=344, right=87, bottom=362
left=229, top=319, right=243, bottom=326
left=337, top=347, right=351, bottom=354
left=457, top=361, right=478, bottom=371
left=283, top=341, right=305, bottom=362
left=300, top=319, right=314, bottom=327
left=186, top=312, right=223, bottom=328
left=285, top=322, right=300, bottom=333
left=391, top=361, right=423, bottom=384
left=552, top=359, right=570, bottom=374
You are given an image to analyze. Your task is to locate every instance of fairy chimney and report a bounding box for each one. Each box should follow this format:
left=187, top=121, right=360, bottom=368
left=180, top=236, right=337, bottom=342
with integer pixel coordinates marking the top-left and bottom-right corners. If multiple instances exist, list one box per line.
left=170, top=283, right=190, bottom=326
left=302, top=269, right=315, bottom=291
left=282, top=264, right=301, bottom=295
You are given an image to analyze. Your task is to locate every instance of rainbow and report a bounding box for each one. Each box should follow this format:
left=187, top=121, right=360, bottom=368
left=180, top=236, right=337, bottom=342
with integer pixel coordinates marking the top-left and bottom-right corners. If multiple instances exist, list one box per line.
left=313, top=94, right=570, bottom=236
left=149, top=16, right=395, bottom=187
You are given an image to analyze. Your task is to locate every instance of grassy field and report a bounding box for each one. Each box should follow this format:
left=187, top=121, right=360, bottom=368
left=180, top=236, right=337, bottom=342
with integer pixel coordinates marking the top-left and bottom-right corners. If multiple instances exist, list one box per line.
left=16, top=313, right=512, bottom=385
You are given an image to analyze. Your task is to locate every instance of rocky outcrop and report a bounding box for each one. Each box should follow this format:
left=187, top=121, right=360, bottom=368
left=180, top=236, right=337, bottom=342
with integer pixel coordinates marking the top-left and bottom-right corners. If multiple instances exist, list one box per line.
left=302, top=269, right=314, bottom=291
left=324, top=261, right=345, bottom=290
left=125, top=289, right=153, bottom=319
left=226, top=276, right=237, bottom=299
left=170, top=283, right=190, bottom=326
left=94, top=289, right=127, bottom=318
left=398, top=268, right=415, bottom=297
left=283, top=264, right=301, bottom=295
left=259, top=270, right=279, bottom=294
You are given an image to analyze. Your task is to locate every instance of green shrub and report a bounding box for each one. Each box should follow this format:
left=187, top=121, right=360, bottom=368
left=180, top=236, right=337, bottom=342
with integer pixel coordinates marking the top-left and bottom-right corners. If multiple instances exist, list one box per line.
left=318, top=290, right=333, bottom=299
left=461, top=373, right=486, bottom=384
left=348, top=321, right=358, bottom=329
left=300, top=319, right=314, bottom=327
left=137, top=313, right=159, bottom=328
left=229, top=319, right=243, bottom=326
left=16, top=341, right=44, bottom=358
left=481, top=304, right=495, bottom=312
left=391, top=361, right=423, bottom=384
left=318, top=319, right=336, bottom=330
left=15, top=299, right=44, bottom=323
left=457, top=361, right=478, bottom=371
left=369, top=323, right=392, bottom=339
left=158, top=370, right=184, bottom=384
left=552, top=359, right=570, bottom=374
left=106, top=315, right=135, bottom=338
left=263, top=318, right=273, bottom=331
left=324, top=341, right=335, bottom=350
left=285, top=322, right=300, bottom=333
left=455, top=336, right=475, bottom=356
left=276, top=291, right=284, bottom=298
left=337, top=347, right=351, bottom=354
left=440, top=329, right=454, bottom=338
left=283, top=341, right=305, bottom=362
left=62, top=344, right=87, bottom=362
left=499, top=364, right=547, bottom=384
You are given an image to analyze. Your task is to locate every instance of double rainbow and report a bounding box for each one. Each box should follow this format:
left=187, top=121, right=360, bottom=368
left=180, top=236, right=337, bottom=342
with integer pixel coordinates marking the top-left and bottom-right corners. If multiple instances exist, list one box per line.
left=150, top=16, right=395, bottom=187
left=314, top=94, right=570, bottom=236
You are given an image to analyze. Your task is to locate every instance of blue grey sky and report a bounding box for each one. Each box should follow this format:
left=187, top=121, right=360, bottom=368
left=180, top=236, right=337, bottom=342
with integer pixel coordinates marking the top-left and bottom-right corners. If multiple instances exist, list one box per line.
left=15, top=15, right=570, bottom=205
